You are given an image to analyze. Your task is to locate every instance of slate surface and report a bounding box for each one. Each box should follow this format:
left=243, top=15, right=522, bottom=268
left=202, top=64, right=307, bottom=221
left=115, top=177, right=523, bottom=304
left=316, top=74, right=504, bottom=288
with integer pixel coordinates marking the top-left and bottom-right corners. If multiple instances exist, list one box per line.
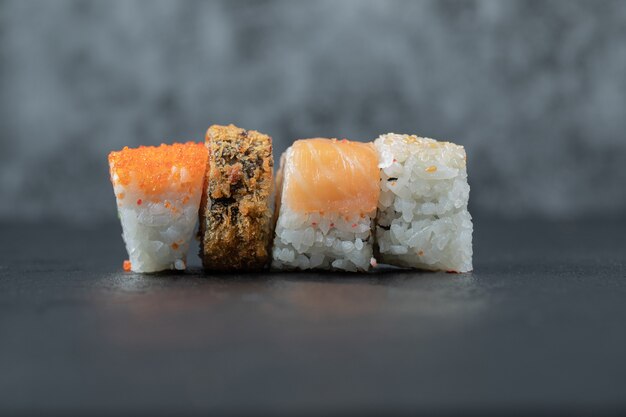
left=0, top=218, right=625, bottom=415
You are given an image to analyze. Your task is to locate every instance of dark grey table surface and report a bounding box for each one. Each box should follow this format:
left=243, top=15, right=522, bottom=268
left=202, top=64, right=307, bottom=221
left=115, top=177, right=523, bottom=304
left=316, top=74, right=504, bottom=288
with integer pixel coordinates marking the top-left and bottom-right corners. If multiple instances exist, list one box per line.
left=1, top=217, right=625, bottom=416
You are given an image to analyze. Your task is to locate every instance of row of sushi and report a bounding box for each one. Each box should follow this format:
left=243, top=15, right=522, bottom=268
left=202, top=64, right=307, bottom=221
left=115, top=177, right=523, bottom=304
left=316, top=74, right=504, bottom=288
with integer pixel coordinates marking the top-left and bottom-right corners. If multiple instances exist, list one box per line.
left=108, top=124, right=473, bottom=273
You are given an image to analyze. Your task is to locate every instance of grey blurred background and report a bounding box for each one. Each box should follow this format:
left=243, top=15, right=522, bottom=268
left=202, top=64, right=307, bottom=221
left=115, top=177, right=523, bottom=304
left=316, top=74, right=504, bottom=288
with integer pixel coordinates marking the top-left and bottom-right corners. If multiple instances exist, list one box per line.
left=1, top=0, right=625, bottom=224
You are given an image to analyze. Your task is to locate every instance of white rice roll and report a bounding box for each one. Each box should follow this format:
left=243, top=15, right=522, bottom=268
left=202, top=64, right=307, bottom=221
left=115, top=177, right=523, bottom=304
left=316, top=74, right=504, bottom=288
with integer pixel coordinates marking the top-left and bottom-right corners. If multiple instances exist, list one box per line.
left=374, top=133, right=473, bottom=272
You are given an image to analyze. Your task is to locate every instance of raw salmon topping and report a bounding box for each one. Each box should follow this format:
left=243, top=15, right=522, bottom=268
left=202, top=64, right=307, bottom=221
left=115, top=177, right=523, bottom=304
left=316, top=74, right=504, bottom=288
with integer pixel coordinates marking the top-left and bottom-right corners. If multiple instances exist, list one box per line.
left=108, top=142, right=208, bottom=198
left=283, top=138, right=380, bottom=215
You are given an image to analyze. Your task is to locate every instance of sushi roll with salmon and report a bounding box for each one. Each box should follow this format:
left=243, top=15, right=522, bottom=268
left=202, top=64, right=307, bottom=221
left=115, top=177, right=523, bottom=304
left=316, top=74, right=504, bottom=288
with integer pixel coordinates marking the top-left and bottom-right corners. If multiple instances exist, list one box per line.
left=108, top=142, right=208, bottom=273
left=374, top=133, right=473, bottom=272
left=199, top=124, right=274, bottom=271
left=272, top=138, right=380, bottom=271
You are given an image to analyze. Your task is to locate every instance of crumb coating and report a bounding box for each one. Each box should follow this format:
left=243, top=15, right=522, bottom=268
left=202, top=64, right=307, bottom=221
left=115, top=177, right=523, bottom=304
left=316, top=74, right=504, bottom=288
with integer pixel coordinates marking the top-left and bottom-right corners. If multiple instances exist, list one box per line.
left=199, top=124, right=274, bottom=270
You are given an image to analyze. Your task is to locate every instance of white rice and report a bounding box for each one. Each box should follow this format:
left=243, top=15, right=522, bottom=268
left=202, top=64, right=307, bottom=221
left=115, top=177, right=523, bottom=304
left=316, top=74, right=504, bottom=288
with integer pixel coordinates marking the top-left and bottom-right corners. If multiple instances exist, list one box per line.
left=374, top=133, right=473, bottom=272
left=111, top=173, right=203, bottom=273
left=272, top=208, right=375, bottom=272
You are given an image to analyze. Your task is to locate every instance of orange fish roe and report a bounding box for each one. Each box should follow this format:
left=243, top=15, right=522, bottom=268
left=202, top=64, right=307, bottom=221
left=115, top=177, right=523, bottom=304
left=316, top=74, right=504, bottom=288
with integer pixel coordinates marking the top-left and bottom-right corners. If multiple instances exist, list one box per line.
left=108, top=142, right=208, bottom=199
left=425, top=165, right=437, bottom=173
left=123, top=260, right=132, bottom=271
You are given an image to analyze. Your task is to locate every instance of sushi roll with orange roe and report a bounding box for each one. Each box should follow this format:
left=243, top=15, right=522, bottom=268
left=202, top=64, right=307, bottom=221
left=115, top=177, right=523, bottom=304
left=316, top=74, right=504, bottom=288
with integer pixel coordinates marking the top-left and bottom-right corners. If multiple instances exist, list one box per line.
left=108, top=142, right=208, bottom=273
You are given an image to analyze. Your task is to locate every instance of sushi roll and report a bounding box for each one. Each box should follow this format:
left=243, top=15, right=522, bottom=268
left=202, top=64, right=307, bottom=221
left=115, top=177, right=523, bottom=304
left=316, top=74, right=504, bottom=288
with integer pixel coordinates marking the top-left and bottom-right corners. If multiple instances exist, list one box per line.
left=272, top=138, right=380, bottom=271
left=374, top=133, right=473, bottom=272
left=199, top=124, right=274, bottom=271
left=108, top=142, right=208, bottom=273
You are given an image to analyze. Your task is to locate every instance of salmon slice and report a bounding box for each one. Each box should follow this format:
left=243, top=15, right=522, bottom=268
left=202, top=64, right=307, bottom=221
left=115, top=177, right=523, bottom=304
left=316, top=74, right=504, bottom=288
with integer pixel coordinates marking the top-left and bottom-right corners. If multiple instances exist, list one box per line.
left=283, top=138, right=380, bottom=215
